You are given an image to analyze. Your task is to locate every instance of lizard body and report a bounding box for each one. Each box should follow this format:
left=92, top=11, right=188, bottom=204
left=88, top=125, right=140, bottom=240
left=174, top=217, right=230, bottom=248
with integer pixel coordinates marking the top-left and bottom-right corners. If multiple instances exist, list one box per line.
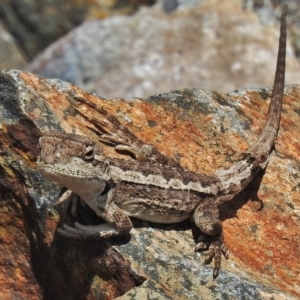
left=37, top=7, right=287, bottom=278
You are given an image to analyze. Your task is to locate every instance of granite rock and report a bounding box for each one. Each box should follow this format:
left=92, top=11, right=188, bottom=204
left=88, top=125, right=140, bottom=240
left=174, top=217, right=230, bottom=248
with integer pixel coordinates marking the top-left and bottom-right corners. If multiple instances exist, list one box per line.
left=0, top=69, right=299, bottom=299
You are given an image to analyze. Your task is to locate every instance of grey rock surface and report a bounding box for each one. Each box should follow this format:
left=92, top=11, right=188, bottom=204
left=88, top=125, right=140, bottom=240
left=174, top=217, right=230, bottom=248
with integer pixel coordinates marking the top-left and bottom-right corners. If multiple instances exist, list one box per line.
left=0, top=0, right=156, bottom=68
left=27, top=0, right=300, bottom=99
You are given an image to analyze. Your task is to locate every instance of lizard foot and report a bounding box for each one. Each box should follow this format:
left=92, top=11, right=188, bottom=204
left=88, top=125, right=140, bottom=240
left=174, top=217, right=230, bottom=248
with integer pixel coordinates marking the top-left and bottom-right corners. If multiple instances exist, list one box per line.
left=195, top=235, right=229, bottom=279
left=57, top=222, right=119, bottom=239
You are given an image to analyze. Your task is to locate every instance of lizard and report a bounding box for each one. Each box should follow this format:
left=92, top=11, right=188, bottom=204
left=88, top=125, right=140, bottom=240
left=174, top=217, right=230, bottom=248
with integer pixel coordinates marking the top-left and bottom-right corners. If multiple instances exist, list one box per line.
left=36, top=6, right=287, bottom=279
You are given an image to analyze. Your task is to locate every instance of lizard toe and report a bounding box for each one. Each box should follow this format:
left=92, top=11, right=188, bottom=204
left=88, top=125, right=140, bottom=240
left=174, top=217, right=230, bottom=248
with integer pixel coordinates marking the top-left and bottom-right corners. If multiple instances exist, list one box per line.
left=57, top=222, right=118, bottom=239
left=57, top=223, right=86, bottom=239
left=195, top=235, right=229, bottom=279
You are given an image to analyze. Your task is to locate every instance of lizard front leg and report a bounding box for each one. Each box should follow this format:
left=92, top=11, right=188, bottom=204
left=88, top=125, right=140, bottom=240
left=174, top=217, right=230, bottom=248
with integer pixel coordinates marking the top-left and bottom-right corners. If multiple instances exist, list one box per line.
left=57, top=190, right=133, bottom=239
left=192, top=200, right=229, bottom=278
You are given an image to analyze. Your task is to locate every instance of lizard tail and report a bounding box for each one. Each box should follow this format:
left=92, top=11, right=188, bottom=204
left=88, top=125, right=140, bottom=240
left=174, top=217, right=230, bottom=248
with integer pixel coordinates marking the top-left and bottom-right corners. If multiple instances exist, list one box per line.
left=215, top=6, right=287, bottom=197
left=247, top=5, right=287, bottom=160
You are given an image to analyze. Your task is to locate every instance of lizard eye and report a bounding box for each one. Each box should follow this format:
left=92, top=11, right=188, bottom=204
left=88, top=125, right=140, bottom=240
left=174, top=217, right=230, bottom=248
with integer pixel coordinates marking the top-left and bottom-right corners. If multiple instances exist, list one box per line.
left=82, top=145, right=94, bottom=161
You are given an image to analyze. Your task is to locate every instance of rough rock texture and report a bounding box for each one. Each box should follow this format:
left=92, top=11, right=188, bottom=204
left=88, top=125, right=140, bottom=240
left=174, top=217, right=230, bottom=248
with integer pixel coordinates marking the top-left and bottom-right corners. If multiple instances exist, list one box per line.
left=27, top=0, right=300, bottom=99
left=0, top=69, right=299, bottom=299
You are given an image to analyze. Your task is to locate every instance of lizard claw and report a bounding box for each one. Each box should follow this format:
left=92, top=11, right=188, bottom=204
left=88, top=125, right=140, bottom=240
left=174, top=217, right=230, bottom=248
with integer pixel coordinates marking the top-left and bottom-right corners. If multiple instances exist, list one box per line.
left=195, top=235, right=229, bottom=279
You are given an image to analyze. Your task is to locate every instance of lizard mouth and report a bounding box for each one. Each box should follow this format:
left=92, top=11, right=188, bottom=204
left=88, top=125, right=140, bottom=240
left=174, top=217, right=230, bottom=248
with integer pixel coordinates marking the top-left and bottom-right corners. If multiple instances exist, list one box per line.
left=36, top=161, right=107, bottom=198
left=37, top=161, right=100, bottom=180
left=36, top=152, right=103, bottom=178
left=36, top=152, right=110, bottom=199
left=35, top=150, right=106, bottom=185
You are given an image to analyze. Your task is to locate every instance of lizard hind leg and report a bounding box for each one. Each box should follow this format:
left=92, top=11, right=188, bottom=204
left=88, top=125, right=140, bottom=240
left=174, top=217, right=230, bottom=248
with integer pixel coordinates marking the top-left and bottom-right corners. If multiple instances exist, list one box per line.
left=192, top=201, right=229, bottom=278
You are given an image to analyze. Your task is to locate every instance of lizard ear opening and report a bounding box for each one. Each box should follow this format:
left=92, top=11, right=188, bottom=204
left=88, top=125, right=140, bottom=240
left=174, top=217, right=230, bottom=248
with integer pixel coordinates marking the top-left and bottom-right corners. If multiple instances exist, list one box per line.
left=82, top=145, right=95, bottom=161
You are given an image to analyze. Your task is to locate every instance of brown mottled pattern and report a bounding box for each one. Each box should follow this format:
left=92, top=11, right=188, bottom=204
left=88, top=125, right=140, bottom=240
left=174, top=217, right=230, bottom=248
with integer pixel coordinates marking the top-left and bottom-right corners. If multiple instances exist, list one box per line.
left=109, top=158, right=220, bottom=189
left=113, top=182, right=201, bottom=223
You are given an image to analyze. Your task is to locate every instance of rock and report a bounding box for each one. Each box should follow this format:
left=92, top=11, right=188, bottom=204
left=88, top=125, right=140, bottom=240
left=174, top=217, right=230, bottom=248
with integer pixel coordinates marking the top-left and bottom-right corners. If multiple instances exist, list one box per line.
left=0, top=0, right=156, bottom=64
left=0, top=0, right=88, bottom=60
left=26, top=0, right=300, bottom=99
left=0, top=21, right=26, bottom=70
left=0, top=69, right=299, bottom=299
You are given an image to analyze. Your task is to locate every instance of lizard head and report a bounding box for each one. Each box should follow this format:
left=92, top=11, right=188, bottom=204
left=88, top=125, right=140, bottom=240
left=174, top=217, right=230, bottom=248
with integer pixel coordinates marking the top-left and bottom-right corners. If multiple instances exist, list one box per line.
left=36, top=131, right=109, bottom=198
